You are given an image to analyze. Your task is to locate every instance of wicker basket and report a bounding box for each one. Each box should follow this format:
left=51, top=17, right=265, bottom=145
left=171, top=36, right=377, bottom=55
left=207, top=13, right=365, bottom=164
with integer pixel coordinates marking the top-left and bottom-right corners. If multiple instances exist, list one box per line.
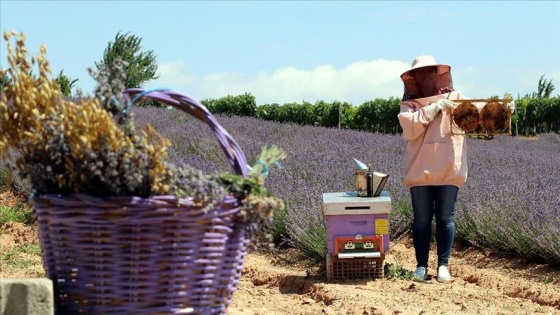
left=32, top=89, right=251, bottom=315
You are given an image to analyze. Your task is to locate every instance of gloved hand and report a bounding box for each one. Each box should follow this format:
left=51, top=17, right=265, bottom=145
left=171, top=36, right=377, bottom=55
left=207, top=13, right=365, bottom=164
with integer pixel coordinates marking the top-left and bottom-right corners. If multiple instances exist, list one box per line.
left=507, top=100, right=516, bottom=114
left=423, top=99, right=457, bottom=121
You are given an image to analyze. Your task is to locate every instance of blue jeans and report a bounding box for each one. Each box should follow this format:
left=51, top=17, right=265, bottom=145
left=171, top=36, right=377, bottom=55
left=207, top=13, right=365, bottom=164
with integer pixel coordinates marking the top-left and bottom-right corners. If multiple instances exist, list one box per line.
left=410, top=185, right=458, bottom=268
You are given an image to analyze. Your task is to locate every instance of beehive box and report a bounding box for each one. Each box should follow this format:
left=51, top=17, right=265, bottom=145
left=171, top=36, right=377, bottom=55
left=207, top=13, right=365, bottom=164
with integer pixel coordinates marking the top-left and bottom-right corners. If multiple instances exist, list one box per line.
left=322, top=191, right=391, bottom=254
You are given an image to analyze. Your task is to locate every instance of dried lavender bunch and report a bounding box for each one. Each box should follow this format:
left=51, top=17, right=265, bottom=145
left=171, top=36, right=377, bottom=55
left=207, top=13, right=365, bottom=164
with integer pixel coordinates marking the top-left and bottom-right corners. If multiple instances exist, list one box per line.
left=0, top=30, right=287, bottom=230
left=219, top=145, right=286, bottom=223
left=0, top=32, right=169, bottom=197
left=88, top=58, right=135, bottom=136
left=166, top=163, right=227, bottom=204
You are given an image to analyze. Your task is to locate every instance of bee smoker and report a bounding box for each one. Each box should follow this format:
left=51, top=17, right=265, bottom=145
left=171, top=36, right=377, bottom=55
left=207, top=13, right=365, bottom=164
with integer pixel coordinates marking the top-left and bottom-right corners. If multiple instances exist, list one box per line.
left=355, top=168, right=374, bottom=197
left=353, top=158, right=374, bottom=197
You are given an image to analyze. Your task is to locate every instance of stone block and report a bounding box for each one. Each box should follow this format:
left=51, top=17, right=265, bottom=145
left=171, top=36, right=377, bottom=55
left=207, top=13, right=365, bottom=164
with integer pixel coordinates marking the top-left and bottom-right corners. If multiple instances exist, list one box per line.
left=0, top=278, right=53, bottom=315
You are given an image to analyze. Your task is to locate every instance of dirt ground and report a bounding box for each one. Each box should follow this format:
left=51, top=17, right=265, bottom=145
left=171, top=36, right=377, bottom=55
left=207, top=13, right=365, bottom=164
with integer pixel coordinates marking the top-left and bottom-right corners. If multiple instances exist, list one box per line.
left=229, top=240, right=560, bottom=315
left=2, top=188, right=559, bottom=315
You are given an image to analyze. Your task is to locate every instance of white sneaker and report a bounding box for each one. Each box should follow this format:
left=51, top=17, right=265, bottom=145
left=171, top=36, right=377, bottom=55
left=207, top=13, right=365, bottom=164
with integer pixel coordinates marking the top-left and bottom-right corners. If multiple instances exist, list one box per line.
left=437, top=265, right=452, bottom=282
left=413, top=267, right=427, bottom=282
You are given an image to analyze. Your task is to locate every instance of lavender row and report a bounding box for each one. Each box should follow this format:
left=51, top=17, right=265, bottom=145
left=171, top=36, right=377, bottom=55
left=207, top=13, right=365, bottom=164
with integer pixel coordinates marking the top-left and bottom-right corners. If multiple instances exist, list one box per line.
left=132, top=106, right=560, bottom=264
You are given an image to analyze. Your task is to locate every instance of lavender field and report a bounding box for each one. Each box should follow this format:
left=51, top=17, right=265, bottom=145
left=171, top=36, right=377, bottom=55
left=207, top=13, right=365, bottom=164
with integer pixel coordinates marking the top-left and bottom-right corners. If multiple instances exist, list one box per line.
left=133, top=106, right=560, bottom=265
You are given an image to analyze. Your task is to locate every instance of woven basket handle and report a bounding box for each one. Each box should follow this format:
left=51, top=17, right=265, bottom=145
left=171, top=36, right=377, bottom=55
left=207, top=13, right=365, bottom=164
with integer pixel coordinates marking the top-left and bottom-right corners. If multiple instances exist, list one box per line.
left=123, top=88, right=248, bottom=178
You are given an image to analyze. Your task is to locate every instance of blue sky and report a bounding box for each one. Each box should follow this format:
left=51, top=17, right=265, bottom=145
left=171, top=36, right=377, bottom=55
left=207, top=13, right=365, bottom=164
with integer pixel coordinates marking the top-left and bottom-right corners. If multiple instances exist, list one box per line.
left=1, top=1, right=559, bottom=105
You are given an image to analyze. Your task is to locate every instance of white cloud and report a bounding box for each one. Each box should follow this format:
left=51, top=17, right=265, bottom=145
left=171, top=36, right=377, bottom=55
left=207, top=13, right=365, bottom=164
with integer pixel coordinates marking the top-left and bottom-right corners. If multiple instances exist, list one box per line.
left=147, top=59, right=560, bottom=104
left=149, top=59, right=410, bottom=105
left=462, top=66, right=477, bottom=74
left=150, top=61, right=195, bottom=88
left=206, top=59, right=411, bottom=105
left=452, top=66, right=525, bottom=98
left=503, top=69, right=560, bottom=98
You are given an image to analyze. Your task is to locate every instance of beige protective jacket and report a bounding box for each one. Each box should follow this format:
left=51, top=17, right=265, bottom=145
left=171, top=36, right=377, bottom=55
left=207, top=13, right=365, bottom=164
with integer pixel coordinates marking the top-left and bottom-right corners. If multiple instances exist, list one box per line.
left=397, top=91, right=468, bottom=188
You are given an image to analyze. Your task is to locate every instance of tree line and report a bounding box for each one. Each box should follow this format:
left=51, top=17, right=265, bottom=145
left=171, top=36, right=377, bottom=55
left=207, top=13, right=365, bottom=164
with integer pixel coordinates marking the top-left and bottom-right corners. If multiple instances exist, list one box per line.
left=201, top=92, right=560, bottom=136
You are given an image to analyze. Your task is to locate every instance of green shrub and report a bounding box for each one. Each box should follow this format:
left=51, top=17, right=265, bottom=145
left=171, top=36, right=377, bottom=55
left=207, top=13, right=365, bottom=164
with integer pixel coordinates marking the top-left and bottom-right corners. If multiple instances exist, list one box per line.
left=0, top=203, right=34, bottom=224
left=263, top=207, right=288, bottom=247
left=384, top=261, right=415, bottom=280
